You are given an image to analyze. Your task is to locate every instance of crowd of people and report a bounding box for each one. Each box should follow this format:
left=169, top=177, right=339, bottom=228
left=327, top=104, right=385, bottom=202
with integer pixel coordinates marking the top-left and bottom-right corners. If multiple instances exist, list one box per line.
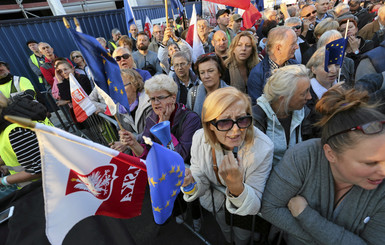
left=1, top=0, right=385, bottom=244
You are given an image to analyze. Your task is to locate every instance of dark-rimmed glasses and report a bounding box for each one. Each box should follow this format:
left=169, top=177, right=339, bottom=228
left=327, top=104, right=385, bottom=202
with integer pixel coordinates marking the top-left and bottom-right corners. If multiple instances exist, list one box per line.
left=72, top=55, right=81, bottom=59
left=210, top=115, right=252, bottom=131
left=326, top=120, right=385, bottom=142
left=148, top=94, right=171, bottom=103
left=292, top=25, right=302, bottom=30
left=115, top=53, right=130, bottom=61
left=302, top=10, right=317, bottom=18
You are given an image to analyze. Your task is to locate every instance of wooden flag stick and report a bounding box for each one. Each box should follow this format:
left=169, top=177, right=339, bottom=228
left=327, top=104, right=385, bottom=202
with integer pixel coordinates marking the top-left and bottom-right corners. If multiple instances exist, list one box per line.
left=4, top=115, right=36, bottom=128
left=63, top=17, right=70, bottom=29
left=338, top=20, right=349, bottom=83
left=114, top=114, right=124, bottom=131
left=165, top=0, right=169, bottom=28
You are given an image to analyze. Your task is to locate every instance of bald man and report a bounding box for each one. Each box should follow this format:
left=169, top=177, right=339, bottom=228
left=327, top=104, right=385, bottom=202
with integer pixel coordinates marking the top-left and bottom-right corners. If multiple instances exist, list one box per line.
left=149, top=24, right=164, bottom=53
left=211, top=30, right=228, bottom=59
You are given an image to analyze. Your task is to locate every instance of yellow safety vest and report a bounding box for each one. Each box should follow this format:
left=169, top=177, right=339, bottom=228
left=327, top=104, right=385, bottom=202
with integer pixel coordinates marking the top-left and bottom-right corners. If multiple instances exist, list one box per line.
left=29, top=54, right=44, bottom=84
left=109, top=41, right=117, bottom=50
left=0, top=76, right=35, bottom=99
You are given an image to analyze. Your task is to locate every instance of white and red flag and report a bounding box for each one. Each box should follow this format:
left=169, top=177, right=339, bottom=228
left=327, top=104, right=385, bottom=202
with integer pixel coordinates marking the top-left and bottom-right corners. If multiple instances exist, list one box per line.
left=34, top=122, right=147, bottom=245
left=185, top=4, right=205, bottom=62
left=69, top=73, right=96, bottom=123
left=144, top=15, right=153, bottom=39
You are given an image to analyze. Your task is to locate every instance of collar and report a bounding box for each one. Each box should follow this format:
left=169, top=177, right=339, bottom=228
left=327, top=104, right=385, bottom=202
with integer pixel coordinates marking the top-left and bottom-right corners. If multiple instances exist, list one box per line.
left=268, top=57, right=280, bottom=70
left=310, top=77, right=337, bottom=99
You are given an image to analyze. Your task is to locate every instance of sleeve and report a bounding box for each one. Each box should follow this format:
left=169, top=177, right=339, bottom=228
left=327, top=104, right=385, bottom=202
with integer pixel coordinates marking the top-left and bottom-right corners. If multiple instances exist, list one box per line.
left=88, top=88, right=107, bottom=111
left=157, top=46, right=170, bottom=74
left=40, top=66, right=54, bottom=87
left=19, top=77, right=36, bottom=94
left=247, top=65, right=263, bottom=105
left=28, top=58, right=42, bottom=76
left=57, top=80, right=71, bottom=100
left=9, top=127, right=41, bottom=174
left=155, top=57, right=163, bottom=75
left=78, top=75, right=93, bottom=95
left=355, top=58, right=377, bottom=81
left=141, top=70, right=152, bottom=82
left=178, top=39, right=193, bottom=60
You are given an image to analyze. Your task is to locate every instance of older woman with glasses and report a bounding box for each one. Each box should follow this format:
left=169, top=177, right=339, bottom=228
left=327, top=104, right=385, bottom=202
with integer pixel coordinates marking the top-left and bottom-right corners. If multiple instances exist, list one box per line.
left=261, top=84, right=385, bottom=245
left=252, top=65, right=313, bottom=166
left=182, top=87, right=273, bottom=244
left=187, top=52, right=228, bottom=117
left=112, top=47, right=151, bottom=82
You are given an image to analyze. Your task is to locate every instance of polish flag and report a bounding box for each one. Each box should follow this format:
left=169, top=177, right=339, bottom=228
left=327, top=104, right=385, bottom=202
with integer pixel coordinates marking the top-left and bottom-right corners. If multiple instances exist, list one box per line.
left=185, top=4, right=204, bottom=62
left=144, top=15, right=153, bottom=39
left=35, top=122, right=147, bottom=245
left=94, top=83, right=117, bottom=116
left=69, top=73, right=96, bottom=123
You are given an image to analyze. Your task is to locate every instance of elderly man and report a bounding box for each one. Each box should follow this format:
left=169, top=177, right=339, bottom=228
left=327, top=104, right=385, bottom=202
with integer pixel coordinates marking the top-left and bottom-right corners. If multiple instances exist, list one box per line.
left=112, top=47, right=151, bottom=82
left=0, top=61, right=35, bottom=98
left=315, top=0, right=332, bottom=23
left=247, top=26, right=299, bottom=104
left=108, top=28, right=122, bottom=54
left=26, top=40, right=45, bottom=91
left=285, top=17, right=310, bottom=64
left=131, top=32, right=163, bottom=76
left=209, top=9, right=235, bottom=46
left=171, top=51, right=199, bottom=104
left=300, top=4, right=318, bottom=44
left=358, top=5, right=385, bottom=41
left=211, top=30, right=228, bottom=60
left=129, top=24, right=139, bottom=51
left=148, top=24, right=164, bottom=53
left=196, top=19, right=212, bottom=53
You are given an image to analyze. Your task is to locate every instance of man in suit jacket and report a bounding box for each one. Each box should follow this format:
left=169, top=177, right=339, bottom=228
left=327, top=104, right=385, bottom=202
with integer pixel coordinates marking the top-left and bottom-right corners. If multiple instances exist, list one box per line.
left=358, top=5, right=385, bottom=40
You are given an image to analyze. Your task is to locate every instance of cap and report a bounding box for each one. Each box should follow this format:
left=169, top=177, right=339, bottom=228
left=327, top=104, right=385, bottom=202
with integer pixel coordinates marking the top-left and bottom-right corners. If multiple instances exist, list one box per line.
left=26, top=40, right=38, bottom=46
left=0, top=61, right=9, bottom=70
left=216, top=9, right=230, bottom=19
left=231, top=14, right=243, bottom=22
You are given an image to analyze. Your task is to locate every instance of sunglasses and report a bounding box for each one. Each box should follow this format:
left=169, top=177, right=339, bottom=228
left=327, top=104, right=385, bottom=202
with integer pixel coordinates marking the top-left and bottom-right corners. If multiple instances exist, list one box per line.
left=115, top=53, right=130, bottom=61
left=210, top=115, right=252, bottom=131
left=72, top=55, right=81, bottom=59
left=326, top=120, right=385, bottom=142
left=292, top=25, right=302, bottom=30
left=302, top=10, right=317, bottom=18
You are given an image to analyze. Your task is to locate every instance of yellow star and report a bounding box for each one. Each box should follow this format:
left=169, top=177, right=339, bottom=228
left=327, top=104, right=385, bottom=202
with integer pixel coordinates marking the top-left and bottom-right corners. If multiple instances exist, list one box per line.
left=165, top=200, right=170, bottom=208
left=176, top=165, right=180, bottom=173
left=340, top=55, right=342, bottom=57
left=114, top=86, right=118, bottom=92
left=340, top=46, right=343, bottom=48
left=149, top=177, right=158, bottom=187
left=107, top=79, right=112, bottom=86
left=158, top=173, right=166, bottom=182
left=169, top=166, right=175, bottom=174
left=102, top=59, right=106, bottom=64
left=153, top=206, right=162, bottom=212
left=336, top=44, right=339, bottom=46
left=171, top=190, right=177, bottom=197
left=178, top=171, right=183, bottom=178
left=175, top=180, right=182, bottom=187
left=331, top=44, right=334, bottom=46
left=335, top=58, right=338, bottom=60
left=329, top=60, right=332, bottom=62
left=120, top=89, right=124, bottom=95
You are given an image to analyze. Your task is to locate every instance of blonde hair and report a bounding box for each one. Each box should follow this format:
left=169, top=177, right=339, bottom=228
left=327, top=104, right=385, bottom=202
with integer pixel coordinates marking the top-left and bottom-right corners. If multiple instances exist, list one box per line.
left=317, top=30, right=342, bottom=48
left=121, top=69, right=144, bottom=92
left=306, top=47, right=326, bottom=77
left=224, top=31, right=259, bottom=71
left=144, top=74, right=178, bottom=95
left=202, top=87, right=254, bottom=149
left=314, top=18, right=339, bottom=39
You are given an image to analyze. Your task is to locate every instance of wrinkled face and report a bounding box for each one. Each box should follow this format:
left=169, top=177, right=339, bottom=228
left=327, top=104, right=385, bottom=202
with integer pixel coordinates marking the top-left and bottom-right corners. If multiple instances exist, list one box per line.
left=287, top=77, right=312, bottom=111
left=173, top=56, right=191, bottom=79
left=28, top=43, right=39, bottom=53
left=197, top=20, right=209, bottom=37
left=217, top=13, right=230, bottom=27
left=209, top=100, right=249, bottom=151
left=153, top=25, right=164, bottom=42
left=212, top=31, right=228, bottom=53
left=39, top=43, right=54, bottom=57
left=56, top=63, right=74, bottom=80
left=339, top=22, right=357, bottom=38
left=328, top=133, right=385, bottom=190
left=316, top=0, right=329, bottom=15
left=137, top=34, right=149, bottom=51
left=113, top=49, right=134, bottom=69
left=147, top=90, right=176, bottom=116
left=301, top=5, right=317, bottom=24
left=278, top=30, right=299, bottom=61
left=129, top=24, right=138, bottom=38
left=234, top=36, right=253, bottom=62
left=198, top=60, right=221, bottom=91
left=112, top=32, right=122, bottom=42
left=312, top=63, right=339, bottom=86
left=0, top=64, right=10, bottom=79
left=168, top=44, right=180, bottom=58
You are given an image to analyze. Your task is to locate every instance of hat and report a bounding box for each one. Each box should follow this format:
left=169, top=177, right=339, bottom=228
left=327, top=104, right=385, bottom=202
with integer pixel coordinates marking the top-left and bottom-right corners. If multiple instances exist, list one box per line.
left=0, top=61, right=9, bottom=70
left=231, top=14, right=243, bottom=22
left=216, top=9, right=231, bottom=19
left=26, top=40, right=38, bottom=46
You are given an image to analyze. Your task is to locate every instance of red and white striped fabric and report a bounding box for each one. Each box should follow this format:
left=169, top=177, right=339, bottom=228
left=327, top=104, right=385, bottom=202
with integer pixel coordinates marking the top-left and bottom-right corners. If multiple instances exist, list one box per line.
left=69, top=73, right=96, bottom=122
left=185, top=4, right=204, bottom=62
left=144, top=15, right=153, bottom=39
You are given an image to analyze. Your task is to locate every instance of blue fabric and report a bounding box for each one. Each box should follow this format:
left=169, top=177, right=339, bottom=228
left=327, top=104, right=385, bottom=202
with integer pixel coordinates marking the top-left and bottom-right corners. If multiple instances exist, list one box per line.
left=134, top=68, right=151, bottom=82
left=146, top=142, right=185, bottom=224
left=170, top=0, right=184, bottom=16
left=69, top=28, right=130, bottom=111
left=123, top=0, right=136, bottom=29
left=325, top=38, right=347, bottom=72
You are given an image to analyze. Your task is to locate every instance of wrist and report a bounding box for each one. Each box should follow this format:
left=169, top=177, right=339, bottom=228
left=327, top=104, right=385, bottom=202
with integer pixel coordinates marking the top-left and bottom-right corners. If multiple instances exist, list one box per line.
left=228, top=183, right=244, bottom=197
left=1, top=176, right=10, bottom=186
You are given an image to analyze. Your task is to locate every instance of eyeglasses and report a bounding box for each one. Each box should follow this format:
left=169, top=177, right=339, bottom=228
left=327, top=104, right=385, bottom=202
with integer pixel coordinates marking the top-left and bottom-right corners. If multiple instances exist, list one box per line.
left=326, top=120, right=385, bottom=142
left=174, top=62, right=188, bottom=68
left=124, top=82, right=131, bottom=87
left=72, top=55, right=81, bottom=59
left=302, top=10, right=317, bottom=18
left=115, top=53, right=130, bottom=61
left=210, top=115, right=252, bottom=131
left=292, top=25, right=302, bottom=30
left=148, top=94, right=171, bottom=103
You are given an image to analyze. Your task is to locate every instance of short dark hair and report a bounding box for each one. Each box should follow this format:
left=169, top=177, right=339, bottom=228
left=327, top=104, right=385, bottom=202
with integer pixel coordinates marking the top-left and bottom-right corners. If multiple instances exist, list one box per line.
left=194, top=53, right=226, bottom=80
left=137, top=31, right=149, bottom=39
left=26, top=40, right=38, bottom=46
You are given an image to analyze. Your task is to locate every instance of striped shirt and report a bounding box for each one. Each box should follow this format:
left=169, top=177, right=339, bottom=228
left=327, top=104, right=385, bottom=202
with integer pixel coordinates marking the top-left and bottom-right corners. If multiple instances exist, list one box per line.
left=8, top=127, right=41, bottom=174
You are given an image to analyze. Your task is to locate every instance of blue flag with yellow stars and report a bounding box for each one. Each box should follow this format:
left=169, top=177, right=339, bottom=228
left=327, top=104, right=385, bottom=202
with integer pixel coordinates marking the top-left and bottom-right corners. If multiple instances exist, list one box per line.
left=68, top=28, right=130, bottom=111
left=324, top=37, right=347, bottom=72
left=170, top=0, right=184, bottom=16
left=146, top=142, right=185, bottom=225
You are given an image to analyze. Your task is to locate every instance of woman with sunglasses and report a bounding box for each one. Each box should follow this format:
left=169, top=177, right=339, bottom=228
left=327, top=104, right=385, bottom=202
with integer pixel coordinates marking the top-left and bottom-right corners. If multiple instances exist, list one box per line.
left=186, top=52, right=228, bottom=117
left=182, top=87, right=273, bottom=244
left=253, top=65, right=312, bottom=166
left=112, top=47, right=151, bottom=82
left=70, top=51, right=93, bottom=85
left=261, top=84, right=385, bottom=245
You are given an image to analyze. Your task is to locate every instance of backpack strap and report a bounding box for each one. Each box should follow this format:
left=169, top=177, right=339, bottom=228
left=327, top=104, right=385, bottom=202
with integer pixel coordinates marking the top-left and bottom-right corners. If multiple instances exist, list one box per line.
left=190, top=85, right=198, bottom=111
left=211, top=148, right=224, bottom=186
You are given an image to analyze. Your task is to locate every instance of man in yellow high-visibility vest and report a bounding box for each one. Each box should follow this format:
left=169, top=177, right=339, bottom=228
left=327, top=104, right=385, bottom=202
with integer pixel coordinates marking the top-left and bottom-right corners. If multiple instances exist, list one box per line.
left=26, top=40, right=46, bottom=91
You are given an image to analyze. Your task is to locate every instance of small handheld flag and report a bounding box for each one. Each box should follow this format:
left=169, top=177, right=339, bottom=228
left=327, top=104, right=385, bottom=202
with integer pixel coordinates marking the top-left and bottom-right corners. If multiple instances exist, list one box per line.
left=324, top=37, right=347, bottom=72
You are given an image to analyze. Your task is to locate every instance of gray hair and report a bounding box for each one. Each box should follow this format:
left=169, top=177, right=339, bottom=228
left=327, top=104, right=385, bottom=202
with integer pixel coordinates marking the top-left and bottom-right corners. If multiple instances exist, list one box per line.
left=112, top=47, right=132, bottom=57
left=263, top=8, right=277, bottom=20
left=96, top=37, right=106, bottom=43
left=266, top=26, right=292, bottom=54
left=264, top=65, right=310, bottom=114
left=317, top=30, right=342, bottom=48
left=172, top=51, right=191, bottom=64
left=285, top=17, right=302, bottom=26
left=144, top=74, right=178, bottom=95
left=111, top=28, right=121, bottom=35
left=334, top=3, right=350, bottom=16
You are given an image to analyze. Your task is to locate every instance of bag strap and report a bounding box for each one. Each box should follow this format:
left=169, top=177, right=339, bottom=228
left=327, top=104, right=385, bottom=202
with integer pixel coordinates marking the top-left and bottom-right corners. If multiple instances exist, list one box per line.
left=211, top=148, right=224, bottom=186
left=190, top=85, right=198, bottom=111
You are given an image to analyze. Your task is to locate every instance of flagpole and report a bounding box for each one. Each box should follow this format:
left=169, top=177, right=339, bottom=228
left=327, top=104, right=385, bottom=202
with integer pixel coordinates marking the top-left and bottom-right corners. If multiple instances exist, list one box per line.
left=4, top=115, right=36, bottom=128
left=165, top=0, right=169, bottom=28
left=337, top=19, right=349, bottom=83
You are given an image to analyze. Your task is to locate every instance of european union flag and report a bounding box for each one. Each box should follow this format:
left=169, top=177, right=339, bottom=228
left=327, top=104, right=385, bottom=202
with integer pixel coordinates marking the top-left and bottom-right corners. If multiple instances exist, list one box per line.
left=68, top=28, right=130, bottom=111
left=324, top=37, right=347, bottom=72
left=146, top=142, right=185, bottom=224
left=124, top=0, right=136, bottom=31
left=170, top=0, right=184, bottom=16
